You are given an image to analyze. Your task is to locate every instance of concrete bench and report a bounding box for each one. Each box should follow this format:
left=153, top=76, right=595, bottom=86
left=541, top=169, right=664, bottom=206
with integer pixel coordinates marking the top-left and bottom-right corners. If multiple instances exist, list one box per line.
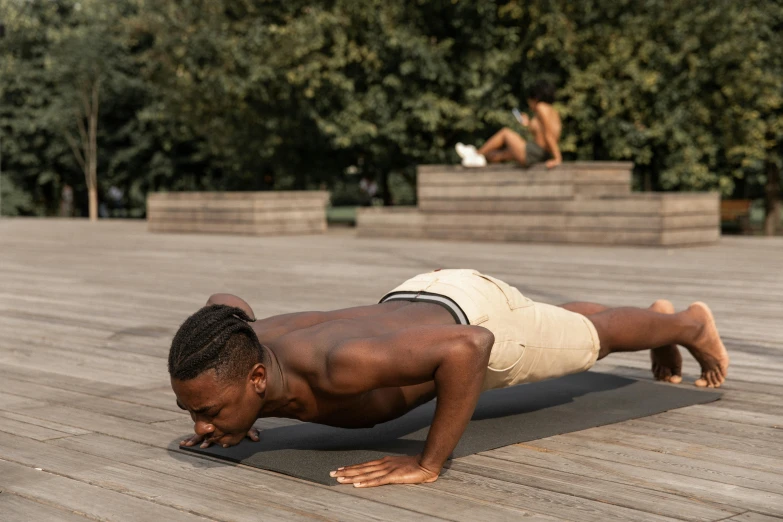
left=357, top=163, right=720, bottom=246
left=147, top=191, right=329, bottom=236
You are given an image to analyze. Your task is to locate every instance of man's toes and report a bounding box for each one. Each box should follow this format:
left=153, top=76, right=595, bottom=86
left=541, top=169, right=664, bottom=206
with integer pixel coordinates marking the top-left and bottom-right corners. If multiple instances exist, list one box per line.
left=695, top=376, right=709, bottom=387
left=668, top=374, right=683, bottom=384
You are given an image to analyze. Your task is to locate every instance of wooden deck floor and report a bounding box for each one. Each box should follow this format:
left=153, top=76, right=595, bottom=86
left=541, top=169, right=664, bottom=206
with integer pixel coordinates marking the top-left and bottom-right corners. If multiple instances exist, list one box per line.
left=1, top=218, right=781, bottom=521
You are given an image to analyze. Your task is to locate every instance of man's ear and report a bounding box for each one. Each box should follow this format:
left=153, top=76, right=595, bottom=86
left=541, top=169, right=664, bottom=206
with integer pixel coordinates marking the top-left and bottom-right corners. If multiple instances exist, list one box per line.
left=249, top=363, right=267, bottom=394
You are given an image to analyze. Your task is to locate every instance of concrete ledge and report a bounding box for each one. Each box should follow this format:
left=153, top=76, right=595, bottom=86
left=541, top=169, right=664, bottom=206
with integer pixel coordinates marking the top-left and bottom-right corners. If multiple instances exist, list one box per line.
left=147, top=191, right=329, bottom=236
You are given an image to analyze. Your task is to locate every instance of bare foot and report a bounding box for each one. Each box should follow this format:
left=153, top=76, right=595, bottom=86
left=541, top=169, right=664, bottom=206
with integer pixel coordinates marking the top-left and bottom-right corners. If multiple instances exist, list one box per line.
left=649, top=300, right=683, bottom=384
left=682, top=302, right=730, bottom=388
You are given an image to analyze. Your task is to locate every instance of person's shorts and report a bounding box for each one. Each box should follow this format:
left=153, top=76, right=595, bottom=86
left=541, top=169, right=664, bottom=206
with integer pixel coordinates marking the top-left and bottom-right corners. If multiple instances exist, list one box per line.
left=525, top=140, right=549, bottom=166
left=380, top=269, right=601, bottom=391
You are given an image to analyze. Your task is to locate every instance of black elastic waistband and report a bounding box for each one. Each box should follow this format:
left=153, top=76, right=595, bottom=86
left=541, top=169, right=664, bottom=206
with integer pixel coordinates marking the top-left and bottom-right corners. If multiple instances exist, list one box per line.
left=380, top=290, right=469, bottom=325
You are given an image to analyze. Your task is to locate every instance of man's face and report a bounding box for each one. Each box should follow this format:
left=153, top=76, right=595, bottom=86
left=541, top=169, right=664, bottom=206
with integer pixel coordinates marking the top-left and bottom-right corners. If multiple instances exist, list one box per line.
left=172, top=368, right=261, bottom=446
left=527, top=98, right=538, bottom=110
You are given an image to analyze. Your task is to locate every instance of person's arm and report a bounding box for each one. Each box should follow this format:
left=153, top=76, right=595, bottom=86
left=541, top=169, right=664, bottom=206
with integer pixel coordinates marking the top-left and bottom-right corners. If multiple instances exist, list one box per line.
left=205, top=293, right=256, bottom=320
left=326, top=324, right=494, bottom=487
left=535, top=104, right=562, bottom=168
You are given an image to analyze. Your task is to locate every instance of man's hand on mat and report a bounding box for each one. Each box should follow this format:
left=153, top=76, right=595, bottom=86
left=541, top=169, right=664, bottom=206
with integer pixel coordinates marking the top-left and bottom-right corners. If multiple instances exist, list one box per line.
left=180, top=427, right=260, bottom=449
left=330, top=455, right=439, bottom=488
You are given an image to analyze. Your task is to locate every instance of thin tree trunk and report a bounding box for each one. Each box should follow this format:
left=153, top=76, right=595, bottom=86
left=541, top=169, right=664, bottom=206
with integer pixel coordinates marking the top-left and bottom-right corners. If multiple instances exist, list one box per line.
left=380, top=170, right=392, bottom=206
left=88, top=186, right=98, bottom=222
left=764, top=159, right=780, bottom=236
left=88, top=78, right=100, bottom=221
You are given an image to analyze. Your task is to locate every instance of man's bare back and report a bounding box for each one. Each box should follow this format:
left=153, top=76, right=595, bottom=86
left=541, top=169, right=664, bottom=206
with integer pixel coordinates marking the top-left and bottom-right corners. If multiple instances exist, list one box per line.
left=250, top=300, right=456, bottom=428
left=169, top=274, right=729, bottom=488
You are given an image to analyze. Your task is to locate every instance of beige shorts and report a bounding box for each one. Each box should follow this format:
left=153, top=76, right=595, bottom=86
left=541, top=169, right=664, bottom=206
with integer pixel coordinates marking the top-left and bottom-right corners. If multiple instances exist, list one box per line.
left=381, top=269, right=601, bottom=390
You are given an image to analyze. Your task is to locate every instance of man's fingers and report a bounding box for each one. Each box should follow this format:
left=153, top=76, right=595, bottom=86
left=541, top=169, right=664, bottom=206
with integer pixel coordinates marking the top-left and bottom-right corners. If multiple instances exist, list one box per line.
left=353, top=476, right=392, bottom=488
left=181, top=434, right=205, bottom=447
left=332, top=464, right=387, bottom=479
left=247, top=428, right=260, bottom=442
left=200, top=435, right=220, bottom=448
left=338, top=469, right=391, bottom=485
left=331, top=459, right=386, bottom=476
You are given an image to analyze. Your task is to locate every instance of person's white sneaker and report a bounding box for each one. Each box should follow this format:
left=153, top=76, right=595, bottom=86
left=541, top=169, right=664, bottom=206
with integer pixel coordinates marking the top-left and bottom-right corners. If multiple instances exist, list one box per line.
left=455, top=143, right=478, bottom=159
left=461, top=153, right=487, bottom=167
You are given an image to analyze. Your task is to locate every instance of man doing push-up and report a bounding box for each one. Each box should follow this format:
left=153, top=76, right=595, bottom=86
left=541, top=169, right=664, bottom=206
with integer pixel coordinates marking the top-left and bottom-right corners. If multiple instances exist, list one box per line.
left=168, top=269, right=729, bottom=487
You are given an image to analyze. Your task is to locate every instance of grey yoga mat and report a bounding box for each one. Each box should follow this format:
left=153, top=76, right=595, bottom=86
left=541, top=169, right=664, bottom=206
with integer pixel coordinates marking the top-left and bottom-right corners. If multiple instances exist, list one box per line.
left=180, top=371, right=721, bottom=485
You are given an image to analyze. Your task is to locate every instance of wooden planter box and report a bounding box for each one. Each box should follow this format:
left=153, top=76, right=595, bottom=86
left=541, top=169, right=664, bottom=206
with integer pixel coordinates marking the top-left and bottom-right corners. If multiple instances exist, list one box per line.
left=357, top=163, right=720, bottom=246
left=147, top=191, right=329, bottom=236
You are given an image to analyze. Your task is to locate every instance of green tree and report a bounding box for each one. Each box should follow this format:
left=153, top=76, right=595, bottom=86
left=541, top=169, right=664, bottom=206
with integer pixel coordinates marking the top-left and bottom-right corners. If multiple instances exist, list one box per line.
left=2, top=0, right=781, bottom=231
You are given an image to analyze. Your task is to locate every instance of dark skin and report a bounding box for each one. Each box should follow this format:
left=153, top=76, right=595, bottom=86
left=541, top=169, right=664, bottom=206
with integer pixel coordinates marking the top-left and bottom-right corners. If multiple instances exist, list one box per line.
left=173, top=293, right=729, bottom=487
left=173, top=294, right=494, bottom=487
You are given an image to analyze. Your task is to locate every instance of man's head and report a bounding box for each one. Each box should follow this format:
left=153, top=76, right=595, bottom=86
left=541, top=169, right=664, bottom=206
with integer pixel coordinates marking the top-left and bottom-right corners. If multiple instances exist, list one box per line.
left=527, top=79, right=556, bottom=109
left=168, top=305, right=267, bottom=445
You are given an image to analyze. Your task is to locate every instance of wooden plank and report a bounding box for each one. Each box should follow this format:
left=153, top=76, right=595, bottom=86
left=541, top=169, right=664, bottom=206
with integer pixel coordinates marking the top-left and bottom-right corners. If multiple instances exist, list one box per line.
left=416, top=162, right=634, bottom=174
left=661, top=192, right=720, bottom=214
left=0, top=411, right=92, bottom=436
left=449, top=454, right=739, bottom=521
left=147, top=209, right=326, bottom=224
left=429, top=469, right=678, bottom=522
left=661, top=227, right=721, bottom=245
left=46, top=433, right=541, bottom=522
left=147, top=199, right=327, bottom=211
left=419, top=197, right=719, bottom=216
left=421, top=213, right=566, bottom=229
left=573, top=184, right=630, bottom=197
left=0, top=460, right=210, bottom=521
left=1, top=219, right=782, bottom=520
left=724, top=512, right=783, bottom=522
left=148, top=221, right=326, bottom=235
left=522, top=432, right=783, bottom=493
left=1, top=493, right=97, bottom=521
left=418, top=170, right=574, bottom=186
left=418, top=184, right=574, bottom=200
left=148, top=190, right=330, bottom=201
left=13, top=405, right=189, bottom=447
left=486, top=444, right=783, bottom=516
left=572, top=170, right=633, bottom=183
left=0, top=377, right=181, bottom=424
left=2, top=432, right=399, bottom=522
left=357, top=212, right=718, bottom=238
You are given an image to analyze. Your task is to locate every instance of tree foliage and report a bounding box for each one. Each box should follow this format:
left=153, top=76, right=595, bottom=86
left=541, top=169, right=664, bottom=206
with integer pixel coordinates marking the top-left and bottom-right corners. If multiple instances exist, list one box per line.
left=1, top=0, right=781, bottom=220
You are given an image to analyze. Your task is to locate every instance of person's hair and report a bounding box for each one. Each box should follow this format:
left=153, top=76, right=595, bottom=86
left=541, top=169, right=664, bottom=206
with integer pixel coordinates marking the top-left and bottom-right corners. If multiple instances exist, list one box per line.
left=527, top=80, right=556, bottom=104
left=168, top=305, right=265, bottom=381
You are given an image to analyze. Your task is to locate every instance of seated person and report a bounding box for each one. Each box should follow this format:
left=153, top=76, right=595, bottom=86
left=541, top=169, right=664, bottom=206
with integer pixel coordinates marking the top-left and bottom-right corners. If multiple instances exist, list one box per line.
left=169, top=269, right=729, bottom=488
left=456, top=80, right=562, bottom=168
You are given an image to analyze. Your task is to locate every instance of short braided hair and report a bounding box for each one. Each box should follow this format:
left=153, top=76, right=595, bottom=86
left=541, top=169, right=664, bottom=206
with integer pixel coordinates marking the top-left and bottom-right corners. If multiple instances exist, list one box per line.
left=168, top=305, right=265, bottom=381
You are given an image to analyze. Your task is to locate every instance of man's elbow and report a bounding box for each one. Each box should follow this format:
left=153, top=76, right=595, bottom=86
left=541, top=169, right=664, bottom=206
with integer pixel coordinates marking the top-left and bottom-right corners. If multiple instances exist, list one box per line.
left=466, top=326, right=494, bottom=360
left=205, top=293, right=256, bottom=320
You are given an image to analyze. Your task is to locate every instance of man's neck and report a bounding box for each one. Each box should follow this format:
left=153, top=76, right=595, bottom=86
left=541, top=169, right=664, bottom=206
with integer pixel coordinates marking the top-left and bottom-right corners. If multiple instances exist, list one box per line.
left=258, top=345, right=297, bottom=417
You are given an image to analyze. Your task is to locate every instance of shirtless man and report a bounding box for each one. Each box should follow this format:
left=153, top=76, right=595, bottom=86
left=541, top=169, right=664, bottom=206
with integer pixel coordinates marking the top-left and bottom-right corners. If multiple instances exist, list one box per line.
left=169, top=269, right=729, bottom=488
left=456, top=79, right=562, bottom=168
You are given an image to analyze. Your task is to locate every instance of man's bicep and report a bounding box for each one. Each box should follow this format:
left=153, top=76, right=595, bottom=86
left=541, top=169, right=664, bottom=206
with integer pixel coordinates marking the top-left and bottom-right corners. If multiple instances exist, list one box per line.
left=324, top=325, right=485, bottom=394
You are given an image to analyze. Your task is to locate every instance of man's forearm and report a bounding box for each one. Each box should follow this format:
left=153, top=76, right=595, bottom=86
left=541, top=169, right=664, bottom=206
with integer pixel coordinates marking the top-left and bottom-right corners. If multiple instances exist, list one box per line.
left=418, top=330, right=492, bottom=471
